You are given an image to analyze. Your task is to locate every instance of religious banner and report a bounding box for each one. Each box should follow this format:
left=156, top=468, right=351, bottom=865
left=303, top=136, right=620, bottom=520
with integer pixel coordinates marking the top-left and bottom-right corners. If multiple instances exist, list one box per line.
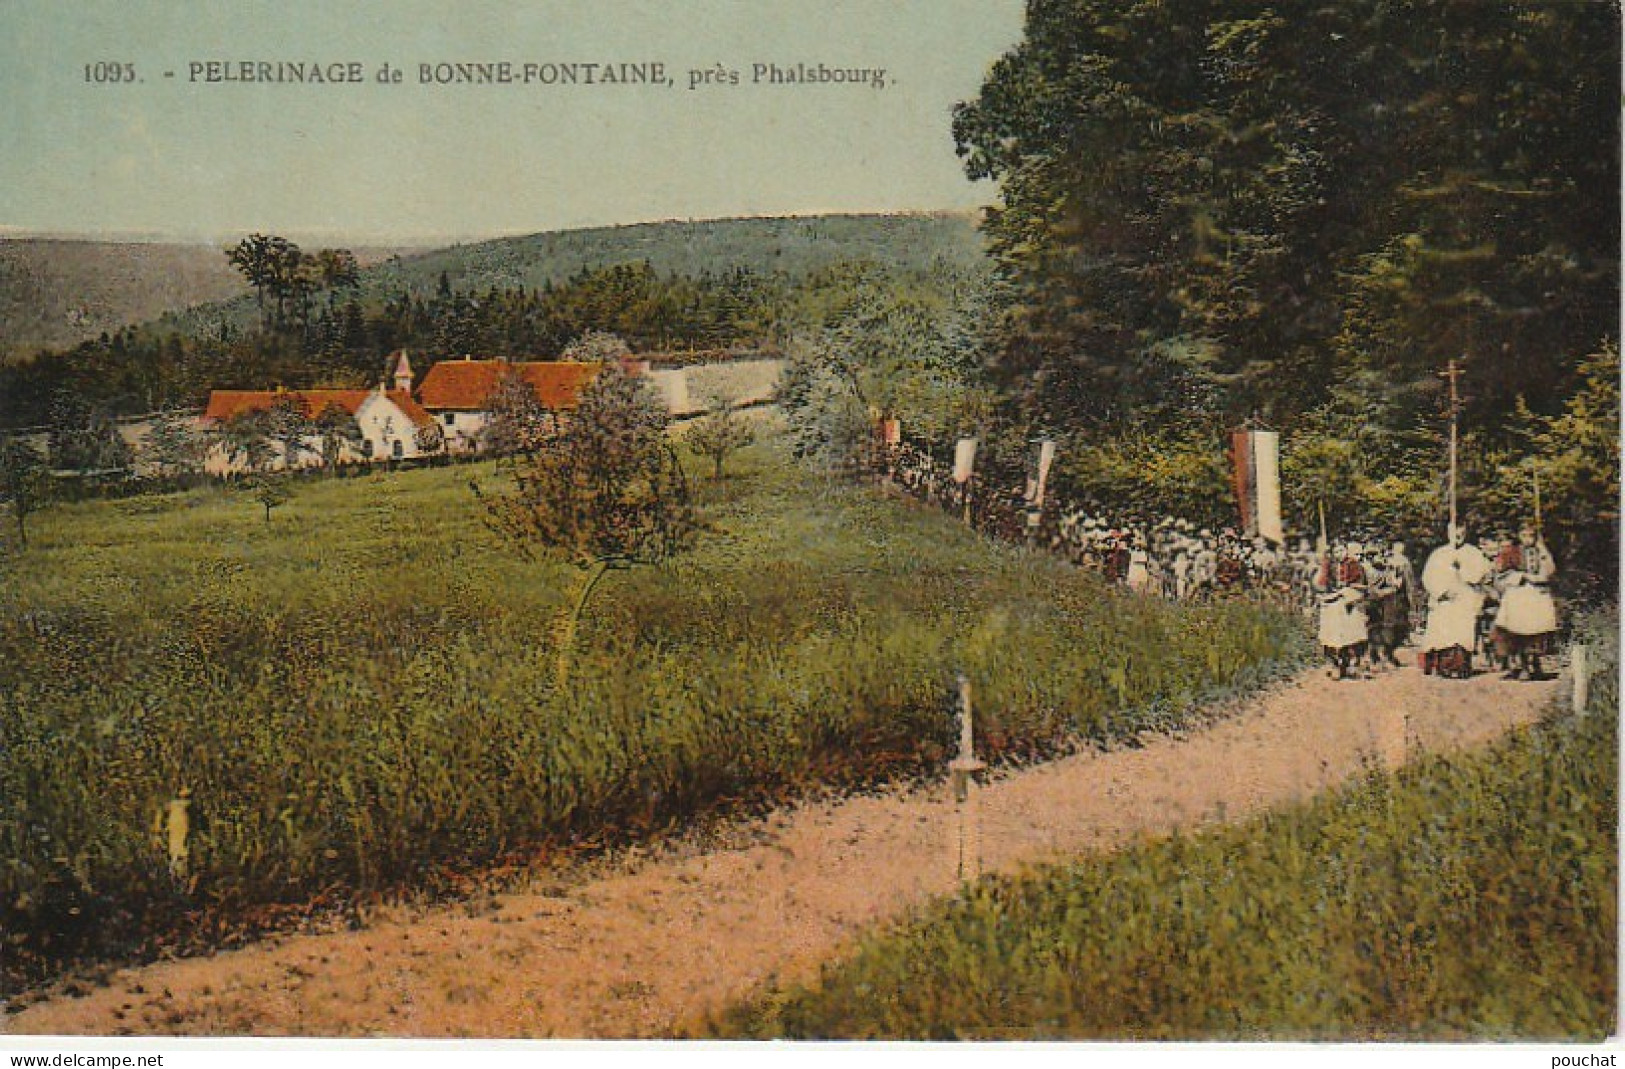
left=1025, top=438, right=1056, bottom=508
left=1253, top=430, right=1283, bottom=544
left=1231, top=429, right=1283, bottom=544
left=1231, top=430, right=1255, bottom=534
left=952, top=436, right=978, bottom=484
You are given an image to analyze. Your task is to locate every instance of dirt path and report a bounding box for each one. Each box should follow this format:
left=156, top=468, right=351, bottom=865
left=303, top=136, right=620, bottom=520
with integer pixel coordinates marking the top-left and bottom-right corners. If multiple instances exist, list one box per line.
left=6, top=662, right=1563, bottom=1038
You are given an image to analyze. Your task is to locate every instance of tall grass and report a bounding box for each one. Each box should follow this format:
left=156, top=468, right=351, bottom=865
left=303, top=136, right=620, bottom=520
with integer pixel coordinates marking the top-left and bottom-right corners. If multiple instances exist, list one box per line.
left=716, top=612, right=1617, bottom=1041
left=0, top=439, right=1305, bottom=991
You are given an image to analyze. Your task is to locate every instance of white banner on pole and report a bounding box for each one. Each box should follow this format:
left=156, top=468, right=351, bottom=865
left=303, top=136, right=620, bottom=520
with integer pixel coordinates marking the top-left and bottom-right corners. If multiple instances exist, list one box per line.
left=952, top=436, right=978, bottom=484
left=1032, top=439, right=1056, bottom=507
left=1254, top=430, right=1283, bottom=544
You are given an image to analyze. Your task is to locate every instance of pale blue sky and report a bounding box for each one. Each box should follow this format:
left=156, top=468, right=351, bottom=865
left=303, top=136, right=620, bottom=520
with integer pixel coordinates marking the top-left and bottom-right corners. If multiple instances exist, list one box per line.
left=1, top=1, right=1025, bottom=244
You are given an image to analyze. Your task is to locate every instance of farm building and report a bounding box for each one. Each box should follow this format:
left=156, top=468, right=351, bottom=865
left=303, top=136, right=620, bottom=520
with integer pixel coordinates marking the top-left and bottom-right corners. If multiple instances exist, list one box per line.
left=414, top=350, right=783, bottom=429
left=416, top=356, right=602, bottom=454
left=199, top=384, right=437, bottom=474
left=189, top=350, right=785, bottom=474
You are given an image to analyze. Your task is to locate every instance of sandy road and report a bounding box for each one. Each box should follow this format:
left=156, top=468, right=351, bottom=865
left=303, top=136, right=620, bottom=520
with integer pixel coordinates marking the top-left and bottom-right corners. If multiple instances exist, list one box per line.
left=6, top=662, right=1563, bottom=1038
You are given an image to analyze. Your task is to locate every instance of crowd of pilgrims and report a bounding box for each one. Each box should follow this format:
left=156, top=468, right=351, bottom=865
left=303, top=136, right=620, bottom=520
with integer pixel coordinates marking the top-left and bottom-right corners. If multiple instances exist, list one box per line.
left=884, top=439, right=1561, bottom=682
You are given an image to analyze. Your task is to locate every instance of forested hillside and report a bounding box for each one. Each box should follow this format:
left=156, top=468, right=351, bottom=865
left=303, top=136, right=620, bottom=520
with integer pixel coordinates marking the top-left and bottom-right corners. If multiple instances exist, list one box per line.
left=149, top=213, right=983, bottom=342
left=0, top=241, right=248, bottom=357
left=364, top=213, right=983, bottom=297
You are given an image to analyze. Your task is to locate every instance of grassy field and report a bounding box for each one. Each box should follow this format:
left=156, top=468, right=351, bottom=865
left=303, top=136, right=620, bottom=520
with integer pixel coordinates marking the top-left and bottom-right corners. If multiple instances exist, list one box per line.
left=715, top=613, right=1618, bottom=1042
left=0, top=435, right=1305, bottom=992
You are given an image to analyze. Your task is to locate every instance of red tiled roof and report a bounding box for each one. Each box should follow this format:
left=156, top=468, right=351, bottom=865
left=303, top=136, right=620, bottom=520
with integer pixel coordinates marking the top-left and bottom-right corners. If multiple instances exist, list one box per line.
left=383, top=390, right=436, bottom=427
left=417, top=360, right=601, bottom=411
left=202, top=389, right=434, bottom=427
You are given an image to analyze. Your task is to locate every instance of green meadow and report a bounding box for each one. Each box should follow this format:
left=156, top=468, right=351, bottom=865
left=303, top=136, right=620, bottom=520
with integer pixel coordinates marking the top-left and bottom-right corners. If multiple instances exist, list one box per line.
left=0, top=435, right=1304, bottom=990
left=715, top=613, right=1617, bottom=1042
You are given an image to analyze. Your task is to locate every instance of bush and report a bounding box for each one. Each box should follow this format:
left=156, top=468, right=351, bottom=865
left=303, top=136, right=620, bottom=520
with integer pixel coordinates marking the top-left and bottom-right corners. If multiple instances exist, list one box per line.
left=1057, top=430, right=1239, bottom=530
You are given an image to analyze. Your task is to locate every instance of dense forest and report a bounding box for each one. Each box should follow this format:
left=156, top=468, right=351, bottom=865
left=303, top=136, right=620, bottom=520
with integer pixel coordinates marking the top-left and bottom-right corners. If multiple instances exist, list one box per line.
left=940, top=0, right=1618, bottom=578
left=953, top=0, right=1616, bottom=429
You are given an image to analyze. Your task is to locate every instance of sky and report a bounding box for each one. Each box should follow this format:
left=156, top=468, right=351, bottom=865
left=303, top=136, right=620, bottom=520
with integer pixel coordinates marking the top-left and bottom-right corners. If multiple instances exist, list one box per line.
left=1, top=0, right=1026, bottom=245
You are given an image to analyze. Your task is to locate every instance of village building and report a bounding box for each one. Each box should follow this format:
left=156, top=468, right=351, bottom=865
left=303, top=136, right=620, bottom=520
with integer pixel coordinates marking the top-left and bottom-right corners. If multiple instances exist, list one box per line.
left=415, top=355, right=602, bottom=454
left=411, top=349, right=783, bottom=434
left=185, top=349, right=784, bottom=475
left=199, top=383, right=436, bottom=475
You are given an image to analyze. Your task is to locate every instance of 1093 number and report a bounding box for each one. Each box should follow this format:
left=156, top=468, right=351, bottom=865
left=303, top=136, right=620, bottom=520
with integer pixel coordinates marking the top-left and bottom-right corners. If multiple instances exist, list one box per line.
left=84, top=62, right=138, bottom=83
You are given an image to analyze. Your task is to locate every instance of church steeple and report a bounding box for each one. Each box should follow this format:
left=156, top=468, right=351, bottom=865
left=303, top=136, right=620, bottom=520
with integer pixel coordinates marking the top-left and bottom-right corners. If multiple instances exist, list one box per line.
left=392, top=350, right=414, bottom=394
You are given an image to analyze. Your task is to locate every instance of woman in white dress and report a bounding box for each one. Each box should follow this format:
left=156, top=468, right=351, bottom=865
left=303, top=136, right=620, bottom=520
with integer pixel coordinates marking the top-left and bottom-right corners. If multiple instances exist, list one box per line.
left=1316, top=542, right=1370, bottom=680
left=1490, top=526, right=1559, bottom=679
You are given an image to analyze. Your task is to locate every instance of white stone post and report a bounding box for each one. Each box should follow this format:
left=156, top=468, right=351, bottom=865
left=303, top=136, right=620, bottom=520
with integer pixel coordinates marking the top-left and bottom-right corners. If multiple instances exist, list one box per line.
left=1572, top=643, right=1589, bottom=716
left=950, top=674, right=986, bottom=883
left=160, top=788, right=192, bottom=881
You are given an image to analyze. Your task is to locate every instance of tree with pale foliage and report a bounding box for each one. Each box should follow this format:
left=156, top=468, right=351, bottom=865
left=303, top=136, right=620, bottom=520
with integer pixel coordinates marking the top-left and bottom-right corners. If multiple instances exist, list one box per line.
left=559, top=330, right=632, bottom=364
left=780, top=274, right=996, bottom=474
left=688, top=393, right=756, bottom=479
left=480, top=366, right=552, bottom=458
left=473, top=362, right=695, bottom=684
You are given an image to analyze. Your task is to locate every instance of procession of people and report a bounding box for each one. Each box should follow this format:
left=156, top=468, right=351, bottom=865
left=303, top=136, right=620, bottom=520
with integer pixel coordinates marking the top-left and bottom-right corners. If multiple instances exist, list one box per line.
left=883, top=435, right=1563, bottom=683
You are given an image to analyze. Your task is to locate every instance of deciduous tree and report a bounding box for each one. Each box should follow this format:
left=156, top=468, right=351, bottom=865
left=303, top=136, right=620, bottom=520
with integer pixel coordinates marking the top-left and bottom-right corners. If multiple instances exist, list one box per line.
left=47, top=391, right=131, bottom=476
left=0, top=435, right=50, bottom=549
left=264, top=393, right=315, bottom=470
left=479, top=366, right=551, bottom=458
left=688, top=393, right=756, bottom=479
left=313, top=402, right=365, bottom=472
left=249, top=472, right=293, bottom=523
left=226, top=233, right=282, bottom=331
left=473, top=363, right=695, bottom=684
left=559, top=329, right=632, bottom=363
left=142, top=408, right=205, bottom=480
left=214, top=410, right=276, bottom=474
left=413, top=418, right=447, bottom=461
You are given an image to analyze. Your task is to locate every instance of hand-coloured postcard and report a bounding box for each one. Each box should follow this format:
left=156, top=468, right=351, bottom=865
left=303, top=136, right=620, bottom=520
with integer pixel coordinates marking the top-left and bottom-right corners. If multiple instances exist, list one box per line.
left=1, top=2, right=1617, bottom=1066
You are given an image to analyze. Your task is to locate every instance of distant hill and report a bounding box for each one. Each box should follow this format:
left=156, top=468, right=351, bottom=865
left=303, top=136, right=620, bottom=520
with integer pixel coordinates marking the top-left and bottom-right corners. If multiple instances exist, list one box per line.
left=4, top=213, right=986, bottom=356
left=359, top=212, right=985, bottom=298
left=0, top=240, right=414, bottom=360
left=0, top=240, right=247, bottom=358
